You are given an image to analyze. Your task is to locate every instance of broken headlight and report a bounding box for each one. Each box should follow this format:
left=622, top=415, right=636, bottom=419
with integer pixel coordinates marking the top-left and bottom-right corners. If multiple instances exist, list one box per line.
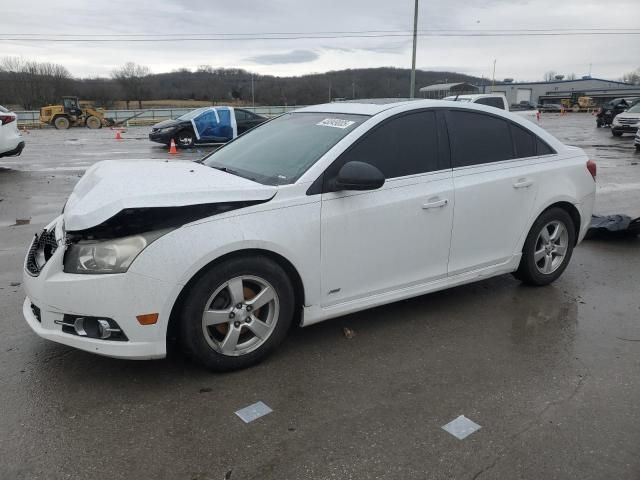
left=63, top=229, right=170, bottom=274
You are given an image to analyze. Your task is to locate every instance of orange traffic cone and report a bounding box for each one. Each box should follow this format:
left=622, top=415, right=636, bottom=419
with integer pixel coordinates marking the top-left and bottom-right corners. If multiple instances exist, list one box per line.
left=168, top=138, right=178, bottom=155
left=115, top=130, right=122, bottom=140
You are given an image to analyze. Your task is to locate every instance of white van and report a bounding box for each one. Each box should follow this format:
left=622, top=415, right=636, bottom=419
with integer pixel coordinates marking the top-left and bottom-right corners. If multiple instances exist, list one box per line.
left=443, top=94, right=538, bottom=117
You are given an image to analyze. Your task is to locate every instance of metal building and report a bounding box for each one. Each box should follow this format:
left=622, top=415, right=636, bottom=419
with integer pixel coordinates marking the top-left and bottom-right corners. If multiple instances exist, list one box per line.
left=419, top=82, right=479, bottom=99
left=481, top=78, right=640, bottom=106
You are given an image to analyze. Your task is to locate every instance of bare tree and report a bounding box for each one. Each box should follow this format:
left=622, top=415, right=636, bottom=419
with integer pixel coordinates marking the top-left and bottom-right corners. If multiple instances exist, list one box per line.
left=623, top=67, right=640, bottom=85
left=0, top=56, right=71, bottom=109
left=111, top=62, right=151, bottom=109
left=543, top=70, right=557, bottom=82
left=567, top=72, right=577, bottom=80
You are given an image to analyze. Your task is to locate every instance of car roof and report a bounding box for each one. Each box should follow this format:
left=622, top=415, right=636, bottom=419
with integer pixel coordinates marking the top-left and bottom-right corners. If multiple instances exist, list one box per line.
left=296, top=99, right=448, bottom=116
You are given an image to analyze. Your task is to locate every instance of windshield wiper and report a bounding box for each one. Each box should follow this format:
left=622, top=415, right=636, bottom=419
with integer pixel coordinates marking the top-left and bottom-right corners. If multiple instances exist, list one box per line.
left=212, top=166, right=257, bottom=182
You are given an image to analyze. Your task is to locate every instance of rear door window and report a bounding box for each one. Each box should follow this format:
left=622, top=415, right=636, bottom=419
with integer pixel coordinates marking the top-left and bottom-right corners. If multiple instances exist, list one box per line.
left=536, top=138, right=555, bottom=155
left=235, top=109, right=249, bottom=121
left=511, top=124, right=537, bottom=158
left=446, top=110, right=514, bottom=167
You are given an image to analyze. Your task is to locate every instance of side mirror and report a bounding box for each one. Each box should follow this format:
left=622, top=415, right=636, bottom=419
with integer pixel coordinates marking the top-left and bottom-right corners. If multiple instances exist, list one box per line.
left=334, top=161, right=385, bottom=191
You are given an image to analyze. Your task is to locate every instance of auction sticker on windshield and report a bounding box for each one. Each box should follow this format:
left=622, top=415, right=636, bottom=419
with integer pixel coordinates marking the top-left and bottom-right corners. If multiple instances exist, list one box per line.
left=316, top=118, right=356, bottom=129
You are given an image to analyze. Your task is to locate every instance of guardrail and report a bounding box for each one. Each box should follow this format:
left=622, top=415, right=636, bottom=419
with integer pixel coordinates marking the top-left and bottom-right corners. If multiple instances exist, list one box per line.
left=15, top=105, right=307, bottom=127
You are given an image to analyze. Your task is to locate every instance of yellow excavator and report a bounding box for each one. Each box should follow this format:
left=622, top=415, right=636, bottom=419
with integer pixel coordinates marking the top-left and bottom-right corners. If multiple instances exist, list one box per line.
left=39, top=96, right=115, bottom=129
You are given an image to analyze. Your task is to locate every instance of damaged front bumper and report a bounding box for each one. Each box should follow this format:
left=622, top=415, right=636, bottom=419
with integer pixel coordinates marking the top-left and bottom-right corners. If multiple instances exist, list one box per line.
left=22, top=216, right=175, bottom=360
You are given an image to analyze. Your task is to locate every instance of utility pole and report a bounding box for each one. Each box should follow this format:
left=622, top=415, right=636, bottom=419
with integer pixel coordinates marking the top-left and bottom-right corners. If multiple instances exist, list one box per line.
left=491, top=59, right=497, bottom=88
left=409, top=0, right=419, bottom=98
left=251, top=74, right=255, bottom=108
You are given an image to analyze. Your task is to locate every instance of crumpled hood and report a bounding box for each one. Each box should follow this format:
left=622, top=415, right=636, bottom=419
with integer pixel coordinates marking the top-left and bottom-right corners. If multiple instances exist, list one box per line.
left=64, top=160, right=277, bottom=231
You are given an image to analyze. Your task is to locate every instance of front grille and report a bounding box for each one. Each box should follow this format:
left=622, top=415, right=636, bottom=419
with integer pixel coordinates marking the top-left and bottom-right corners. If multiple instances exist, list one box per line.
left=26, top=229, right=59, bottom=276
left=617, top=117, right=638, bottom=125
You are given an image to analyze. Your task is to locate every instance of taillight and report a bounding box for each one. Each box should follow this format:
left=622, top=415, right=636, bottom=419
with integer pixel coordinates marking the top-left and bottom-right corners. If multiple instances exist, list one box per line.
left=0, top=115, right=16, bottom=125
left=586, top=159, right=597, bottom=180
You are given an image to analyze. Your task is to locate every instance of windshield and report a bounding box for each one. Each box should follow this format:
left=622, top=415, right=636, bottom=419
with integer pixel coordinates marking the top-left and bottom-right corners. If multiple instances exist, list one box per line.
left=177, top=107, right=210, bottom=121
left=203, top=112, right=368, bottom=185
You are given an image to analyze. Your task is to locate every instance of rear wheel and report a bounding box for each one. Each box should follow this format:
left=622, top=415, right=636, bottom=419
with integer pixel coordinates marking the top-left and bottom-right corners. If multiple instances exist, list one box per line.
left=635, top=144, right=640, bottom=152
left=514, top=208, right=576, bottom=286
left=176, top=130, right=195, bottom=148
left=612, top=130, right=623, bottom=137
left=180, top=256, right=295, bottom=371
left=86, top=115, right=102, bottom=129
left=53, top=116, right=70, bottom=130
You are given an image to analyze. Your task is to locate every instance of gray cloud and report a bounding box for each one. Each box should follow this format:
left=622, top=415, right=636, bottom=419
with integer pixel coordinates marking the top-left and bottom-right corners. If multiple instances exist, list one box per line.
left=247, top=49, right=319, bottom=65
left=1, top=0, right=639, bottom=80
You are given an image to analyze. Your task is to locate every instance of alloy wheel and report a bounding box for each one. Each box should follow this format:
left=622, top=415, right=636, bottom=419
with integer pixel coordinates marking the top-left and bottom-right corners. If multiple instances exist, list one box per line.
left=534, top=220, right=569, bottom=275
left=201, top=275, right=280, bottom=356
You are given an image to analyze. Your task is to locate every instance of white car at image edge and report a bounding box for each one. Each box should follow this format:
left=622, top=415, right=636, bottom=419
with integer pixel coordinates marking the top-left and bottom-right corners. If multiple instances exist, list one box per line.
left=22, top=99, right=596, bottom=371
left=0, top=105, right=25, bottom=158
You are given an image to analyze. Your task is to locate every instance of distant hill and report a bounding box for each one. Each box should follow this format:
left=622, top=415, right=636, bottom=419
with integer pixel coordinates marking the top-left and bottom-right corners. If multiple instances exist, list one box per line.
left=139, top=67, right=486, bottom=107
left=0, top=64, right=485, bottom=109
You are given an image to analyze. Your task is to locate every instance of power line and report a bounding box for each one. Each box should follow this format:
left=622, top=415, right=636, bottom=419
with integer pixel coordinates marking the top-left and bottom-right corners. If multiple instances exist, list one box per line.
left=3, top=27, right=640, bottom=37
left=2, top=31, right=640, bottom=42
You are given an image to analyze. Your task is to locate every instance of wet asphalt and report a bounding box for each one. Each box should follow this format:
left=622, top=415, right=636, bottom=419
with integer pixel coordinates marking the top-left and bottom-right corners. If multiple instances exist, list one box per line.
left=0, top=115, right=639, bottom=479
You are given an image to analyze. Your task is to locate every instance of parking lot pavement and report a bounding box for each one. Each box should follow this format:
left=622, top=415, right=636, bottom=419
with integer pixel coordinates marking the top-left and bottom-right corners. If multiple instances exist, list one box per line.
left=0, top=116, right=639, bottom=479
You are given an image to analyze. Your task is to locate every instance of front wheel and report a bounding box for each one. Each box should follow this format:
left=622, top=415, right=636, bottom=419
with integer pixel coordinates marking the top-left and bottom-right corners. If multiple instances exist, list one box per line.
left=179, top=256, right=295, bottom=371
left=176, top=130, right=195, bottom=148
left=53, top=116, right=70, bottom=130
left=612, top=131, right=623, bottom=137
left=514, top=208, right=576, bottom=286
left=635, top=144, right=640, bottom=152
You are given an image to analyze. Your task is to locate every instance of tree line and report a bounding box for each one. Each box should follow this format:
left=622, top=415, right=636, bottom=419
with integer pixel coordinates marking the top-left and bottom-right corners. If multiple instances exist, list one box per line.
left=3, top=57, right=638, bottom=111
left=0, top=58, right=483, bottom=110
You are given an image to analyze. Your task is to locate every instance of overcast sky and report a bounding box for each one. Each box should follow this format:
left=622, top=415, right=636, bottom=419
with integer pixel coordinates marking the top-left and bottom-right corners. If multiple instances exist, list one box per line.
left=2, top=0, right=639, bottom=81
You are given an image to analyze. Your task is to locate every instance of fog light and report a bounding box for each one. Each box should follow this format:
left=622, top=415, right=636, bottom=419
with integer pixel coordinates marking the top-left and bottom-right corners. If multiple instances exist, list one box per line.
left=70, top=317, right=122, bottom=340
left=56, top=315, right=129, bottom=341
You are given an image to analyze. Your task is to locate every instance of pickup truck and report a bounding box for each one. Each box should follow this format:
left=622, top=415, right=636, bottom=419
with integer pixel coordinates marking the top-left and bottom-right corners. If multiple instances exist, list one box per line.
left=443, top=94, right=538, bottom=117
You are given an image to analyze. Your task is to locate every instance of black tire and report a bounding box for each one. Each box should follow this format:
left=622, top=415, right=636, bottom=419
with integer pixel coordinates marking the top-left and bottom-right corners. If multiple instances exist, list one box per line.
left=612, top=131, right=623, bottom=137
left=514, top=207, right=576, bottom=286
left=175, top=129, right=195, bottom=148
left=53, top=116, right=70, bottom=130
left=86, top=115, right=102, bottom=129
left=179, top=256, right=295, bottom=371
left=635, top=144, right=640, bottom=152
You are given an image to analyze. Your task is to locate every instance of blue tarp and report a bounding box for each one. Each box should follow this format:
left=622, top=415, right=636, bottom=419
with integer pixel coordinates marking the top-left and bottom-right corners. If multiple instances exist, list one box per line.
left=190, top=107, right=238, bottom=143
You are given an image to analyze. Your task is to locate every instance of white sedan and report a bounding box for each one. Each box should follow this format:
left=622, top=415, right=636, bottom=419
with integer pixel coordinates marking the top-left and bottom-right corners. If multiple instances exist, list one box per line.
left=23, top=100, right=596, bottom=371
left=0, top=105, right=25, bottom=158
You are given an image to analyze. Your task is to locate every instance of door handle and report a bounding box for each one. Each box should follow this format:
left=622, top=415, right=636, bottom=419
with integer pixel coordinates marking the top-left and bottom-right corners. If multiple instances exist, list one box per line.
left=513, top=178, right=533, bottom=189
left=422, top=198, right=449, bottom=209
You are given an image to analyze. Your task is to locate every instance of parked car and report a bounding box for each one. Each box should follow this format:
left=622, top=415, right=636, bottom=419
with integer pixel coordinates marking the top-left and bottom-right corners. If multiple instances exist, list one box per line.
left=23, top=100, right=596, bottom=371
left=596, top=98, right=631, bottom=128
left=511, top=101, right=538, bottom=111
left=538, top=103, right=564, bottom=113
left=611, top=101, right=640, bottom=137
left=635, top=128, right=640, bottom=152
left=149, top=106, right=266, bottom=147
left=444, top=94, right=537, bottom=117
left=0, top=105, right=25, bottom=158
